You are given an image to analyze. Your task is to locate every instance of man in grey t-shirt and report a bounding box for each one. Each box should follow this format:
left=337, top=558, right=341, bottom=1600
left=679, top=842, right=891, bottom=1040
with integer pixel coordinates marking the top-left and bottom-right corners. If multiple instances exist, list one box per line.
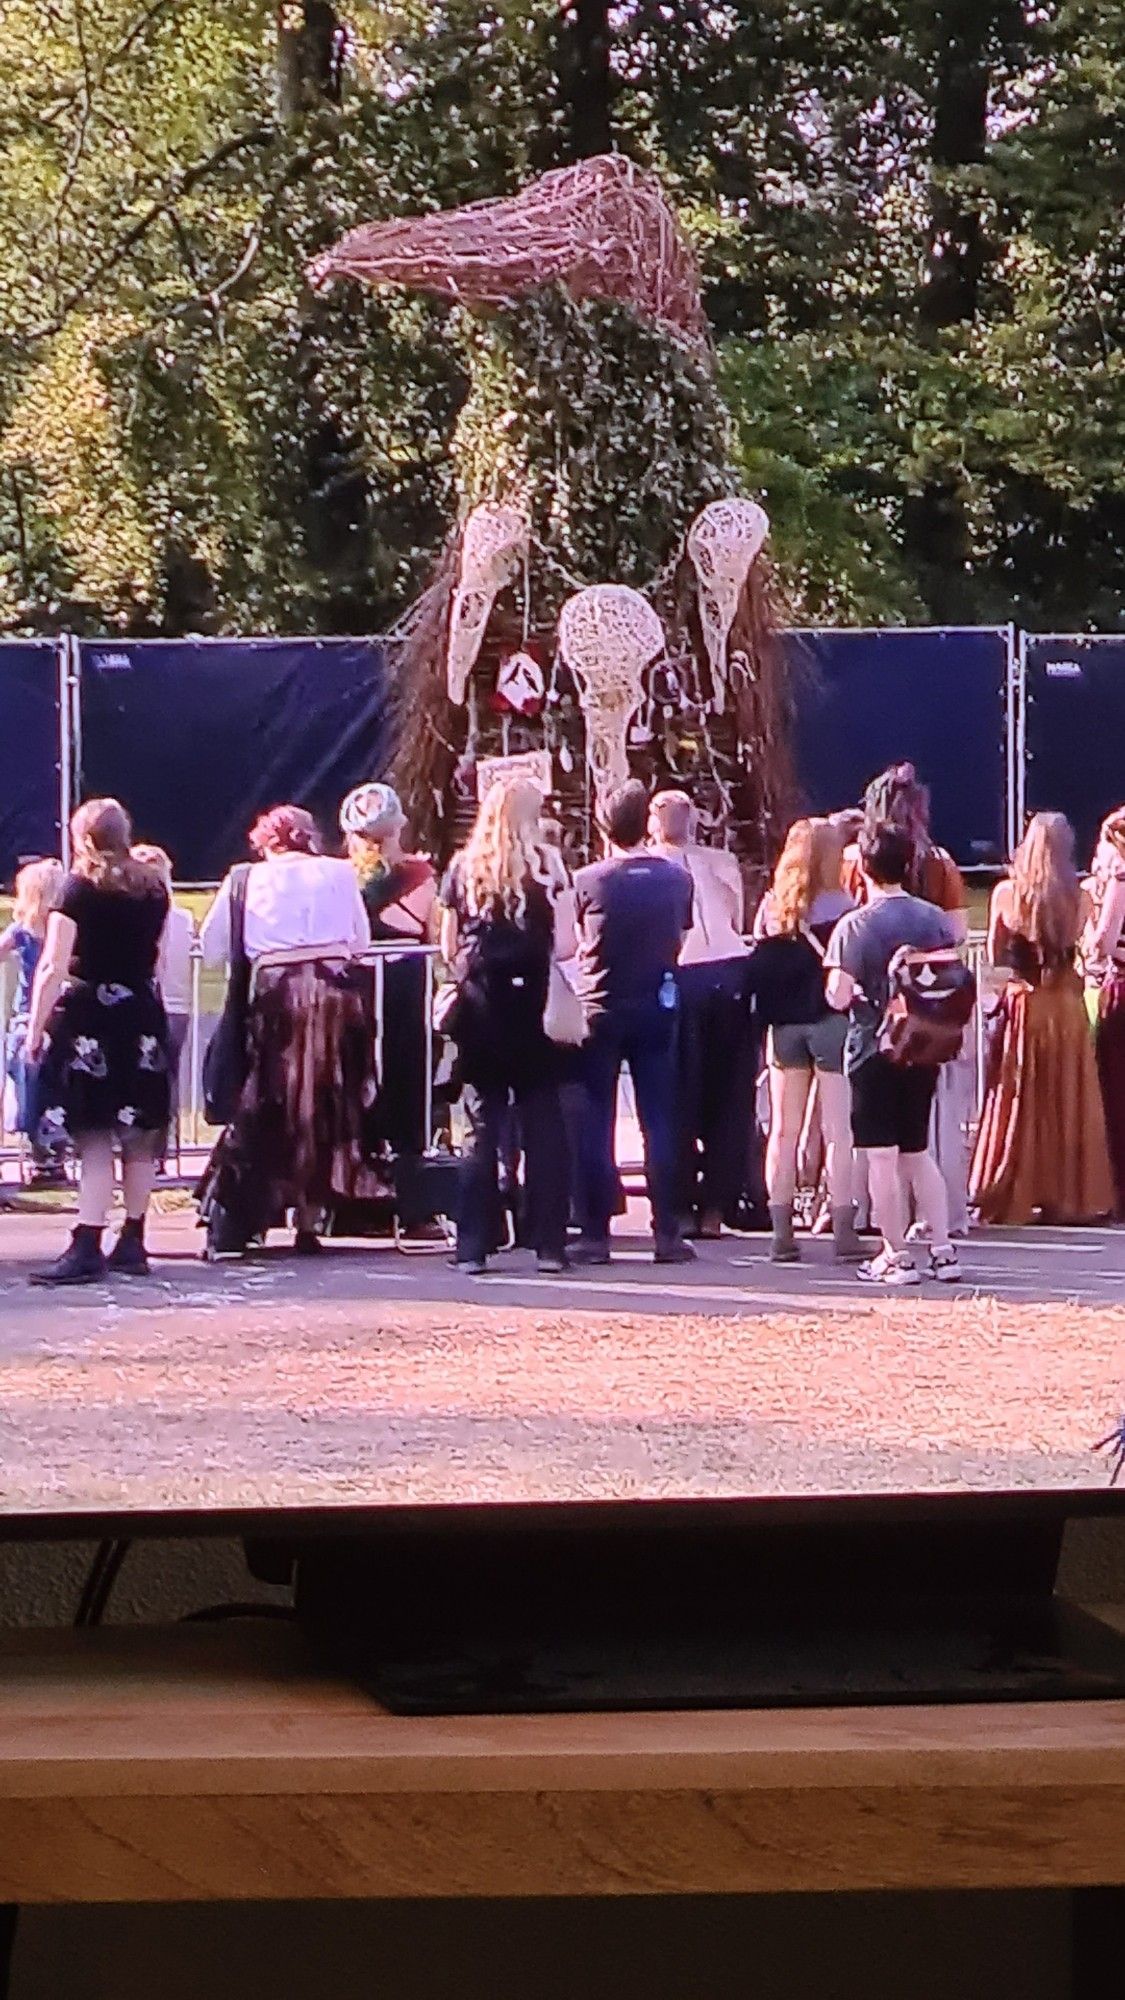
left=825, top=822, right=960, bottom=1288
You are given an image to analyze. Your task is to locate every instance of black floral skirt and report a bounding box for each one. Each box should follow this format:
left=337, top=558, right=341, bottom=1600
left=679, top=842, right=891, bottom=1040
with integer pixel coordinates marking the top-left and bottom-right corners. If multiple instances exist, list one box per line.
left=196, top=959, right=389, bottom=1240
left=37, top=978, right=171, bottom=1145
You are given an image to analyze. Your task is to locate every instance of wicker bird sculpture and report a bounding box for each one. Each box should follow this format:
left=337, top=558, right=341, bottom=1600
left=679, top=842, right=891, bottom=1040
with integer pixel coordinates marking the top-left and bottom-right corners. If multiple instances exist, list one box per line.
left=312, top=155, right=792, bottom=875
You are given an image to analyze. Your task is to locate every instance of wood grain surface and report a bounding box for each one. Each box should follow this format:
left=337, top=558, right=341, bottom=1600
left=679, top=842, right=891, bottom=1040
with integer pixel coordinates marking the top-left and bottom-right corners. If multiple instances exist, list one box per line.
left=1, top=1623, right=1124, bottom=1903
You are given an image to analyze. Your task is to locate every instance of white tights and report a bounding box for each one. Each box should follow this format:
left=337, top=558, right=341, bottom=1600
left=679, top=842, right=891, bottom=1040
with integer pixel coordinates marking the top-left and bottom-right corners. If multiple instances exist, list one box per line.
left=867, top=1146, right=951, bottom=1256
left=76, top=1135, right=156, bottom=1230
left=766, top=1067, right=853, bottom=1208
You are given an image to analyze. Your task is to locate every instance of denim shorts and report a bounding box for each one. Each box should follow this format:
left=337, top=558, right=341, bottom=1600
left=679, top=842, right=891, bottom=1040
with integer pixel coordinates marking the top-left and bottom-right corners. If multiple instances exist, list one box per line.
left=769, top=1014, right=847, bottom=1075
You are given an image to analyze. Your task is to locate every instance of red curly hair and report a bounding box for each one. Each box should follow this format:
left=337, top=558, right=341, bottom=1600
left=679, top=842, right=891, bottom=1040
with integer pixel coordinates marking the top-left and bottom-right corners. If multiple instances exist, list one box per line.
left=248, top=805, right=321, bottom=857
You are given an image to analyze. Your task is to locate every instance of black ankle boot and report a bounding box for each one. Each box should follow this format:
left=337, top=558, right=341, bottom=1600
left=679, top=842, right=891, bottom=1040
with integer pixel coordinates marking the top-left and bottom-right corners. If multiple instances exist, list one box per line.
left=30, top=1225, right=106, bottom=1288
left=107, top=1218, right=150, bottom=1276
left=654, top=1234, right=697, bottom=1266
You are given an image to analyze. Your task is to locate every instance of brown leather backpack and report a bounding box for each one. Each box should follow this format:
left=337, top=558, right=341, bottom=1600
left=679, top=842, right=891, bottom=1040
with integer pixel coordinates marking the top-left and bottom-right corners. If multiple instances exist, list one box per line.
left=877, top=946, right=976, bottom=1067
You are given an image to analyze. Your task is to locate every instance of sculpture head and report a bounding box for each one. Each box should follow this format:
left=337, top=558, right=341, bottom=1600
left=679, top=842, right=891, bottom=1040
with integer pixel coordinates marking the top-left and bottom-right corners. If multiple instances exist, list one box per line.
left=309, top=154, right=711, bottom=359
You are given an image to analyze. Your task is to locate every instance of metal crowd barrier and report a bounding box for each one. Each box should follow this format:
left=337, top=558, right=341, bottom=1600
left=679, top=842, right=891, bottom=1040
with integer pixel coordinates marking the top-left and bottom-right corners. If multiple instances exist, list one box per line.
left=361, top=942, right=441, bottom=1153
left=179, top=937, right=441, bottom=1154
left=0, top=926, right=1003, bottom=1172
left=1, top=934, right=445, bottom=1167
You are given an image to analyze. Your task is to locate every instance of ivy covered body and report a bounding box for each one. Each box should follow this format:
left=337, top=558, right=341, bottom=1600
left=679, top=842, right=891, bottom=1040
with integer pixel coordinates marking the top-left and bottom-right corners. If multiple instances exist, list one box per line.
left=382, top=289, right=791, bottom=878
left=451, top=293, right=729, bottom=608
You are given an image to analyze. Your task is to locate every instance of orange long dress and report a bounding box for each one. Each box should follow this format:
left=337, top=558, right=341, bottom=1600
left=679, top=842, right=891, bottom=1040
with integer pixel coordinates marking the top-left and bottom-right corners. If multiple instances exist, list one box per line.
left=969, top=920, right=1115, bottom=1225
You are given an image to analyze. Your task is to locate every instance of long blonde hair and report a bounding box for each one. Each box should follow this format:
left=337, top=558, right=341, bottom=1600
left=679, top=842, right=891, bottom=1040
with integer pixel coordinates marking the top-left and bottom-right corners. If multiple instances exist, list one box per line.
left=1098, top=806, right=1125, bottom=869
left=769, top=817, right=844, bottom=934
left=71, top=799, right=159, bottom=896
left=13, top=858, right=64, bottom=936
left=131, top=843, right=174, bottom=890
left=1009, top=811, right=1082, bottom=962
left=457, top=777, right=553, bottom=918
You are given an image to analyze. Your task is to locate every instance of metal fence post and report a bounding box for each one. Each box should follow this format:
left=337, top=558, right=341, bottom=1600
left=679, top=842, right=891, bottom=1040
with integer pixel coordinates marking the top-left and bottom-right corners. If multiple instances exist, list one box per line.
left=57, top=635, right=72, bottom=866
left=1005, top=622, right=1026, bottom=858
left=1004, top=622, right=1016, bottom=860
left=424, top=950, right=434, bottom=1149
left=1015, top=626, right=1028, bottom=843
left=188, top=943, right=203, bottom=1147
left=0, top=962, right=10, bottom=1145
left=971, top=940, right=987, bottom=1123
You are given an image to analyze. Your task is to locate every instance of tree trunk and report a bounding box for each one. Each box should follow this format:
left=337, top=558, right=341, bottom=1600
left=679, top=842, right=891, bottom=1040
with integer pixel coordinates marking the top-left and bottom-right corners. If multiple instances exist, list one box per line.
left=276, top=2, right=343, bottom=120
left=907, top=5, right=990, bottom=620
left=920, top=21, right=988, bottom=328
left=558, top=0, right=613, bottom=159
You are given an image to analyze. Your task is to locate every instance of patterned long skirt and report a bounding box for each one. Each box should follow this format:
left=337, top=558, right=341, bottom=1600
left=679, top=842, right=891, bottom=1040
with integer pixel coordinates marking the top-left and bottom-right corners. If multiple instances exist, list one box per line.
left=196, top=959, right=388, bottom=1240
left=969, top=969, right=1115, bottom=1225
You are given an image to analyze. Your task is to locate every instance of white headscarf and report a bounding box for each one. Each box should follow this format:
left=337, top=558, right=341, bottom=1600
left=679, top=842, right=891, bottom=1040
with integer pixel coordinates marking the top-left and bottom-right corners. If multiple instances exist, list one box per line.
left=340, top=782, right=405, bottom=843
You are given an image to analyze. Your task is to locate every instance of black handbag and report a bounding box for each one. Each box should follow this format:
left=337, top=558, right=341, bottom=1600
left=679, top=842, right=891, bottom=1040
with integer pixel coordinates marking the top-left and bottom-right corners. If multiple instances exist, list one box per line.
left=202, top=864, right=252, bottom=1126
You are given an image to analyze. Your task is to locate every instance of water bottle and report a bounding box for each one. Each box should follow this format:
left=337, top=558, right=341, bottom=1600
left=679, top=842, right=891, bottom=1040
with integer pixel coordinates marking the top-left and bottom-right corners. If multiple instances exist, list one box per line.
left=658, top=970, right=678, bottom=1012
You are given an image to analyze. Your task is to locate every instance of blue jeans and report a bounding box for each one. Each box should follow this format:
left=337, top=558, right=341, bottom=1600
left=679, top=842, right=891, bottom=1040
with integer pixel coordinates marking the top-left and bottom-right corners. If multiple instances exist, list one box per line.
left=576, top=1001, right=679, bottom=1242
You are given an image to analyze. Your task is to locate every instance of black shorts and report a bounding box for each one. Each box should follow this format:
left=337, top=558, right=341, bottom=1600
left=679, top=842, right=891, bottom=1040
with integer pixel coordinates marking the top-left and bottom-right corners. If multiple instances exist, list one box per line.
left=849, top=1054, right=938, bottom=1153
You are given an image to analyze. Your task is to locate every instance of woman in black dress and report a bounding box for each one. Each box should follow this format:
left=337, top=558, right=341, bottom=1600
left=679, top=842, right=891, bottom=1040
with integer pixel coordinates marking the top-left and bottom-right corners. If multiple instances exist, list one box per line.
left=439, top=776, right=572, bottom=1275
left=25, top=799, right=171, bottom=1285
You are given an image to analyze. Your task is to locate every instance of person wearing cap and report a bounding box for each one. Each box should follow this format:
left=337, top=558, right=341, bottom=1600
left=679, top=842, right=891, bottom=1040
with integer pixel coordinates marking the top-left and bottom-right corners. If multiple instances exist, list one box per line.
left=340, top=783, right=436, bottom=944
left=341, top=783, right=438, bottom=1170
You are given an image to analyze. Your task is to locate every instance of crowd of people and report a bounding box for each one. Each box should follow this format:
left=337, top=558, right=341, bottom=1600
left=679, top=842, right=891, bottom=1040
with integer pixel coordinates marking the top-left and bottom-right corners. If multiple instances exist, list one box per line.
left=4, top=761, right=1125, bottom=1289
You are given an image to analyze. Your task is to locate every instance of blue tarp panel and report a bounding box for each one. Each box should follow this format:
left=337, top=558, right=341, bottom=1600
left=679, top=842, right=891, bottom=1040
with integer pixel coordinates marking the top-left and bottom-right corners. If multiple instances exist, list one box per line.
left=0, top=641, right=61, bottom=883
left=77, top=638, right=391, bottom=882
left=787, top=627, right=1009, bottom=867
left=1024, top=636, right=1125, bottom=865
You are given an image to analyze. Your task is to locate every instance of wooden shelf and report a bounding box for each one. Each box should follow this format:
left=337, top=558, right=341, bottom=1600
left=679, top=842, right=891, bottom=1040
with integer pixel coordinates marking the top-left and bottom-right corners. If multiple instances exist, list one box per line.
left=1, top=1621, right=1124, bottom=1903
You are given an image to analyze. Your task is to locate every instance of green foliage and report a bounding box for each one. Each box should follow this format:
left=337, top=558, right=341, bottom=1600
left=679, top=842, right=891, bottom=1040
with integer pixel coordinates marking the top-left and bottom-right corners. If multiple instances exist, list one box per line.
left=2, top=2, right=1125, bottom=634
left=0, top=1, right=549, bottom=633
left=720, top=337, right=927, bottom=624
left=452, top=292, right=731, bottom=610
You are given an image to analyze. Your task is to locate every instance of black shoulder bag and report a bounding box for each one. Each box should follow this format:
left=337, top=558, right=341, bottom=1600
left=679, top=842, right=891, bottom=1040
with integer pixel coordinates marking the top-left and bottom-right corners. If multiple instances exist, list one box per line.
left=203, top=864, right=251, bottom=1126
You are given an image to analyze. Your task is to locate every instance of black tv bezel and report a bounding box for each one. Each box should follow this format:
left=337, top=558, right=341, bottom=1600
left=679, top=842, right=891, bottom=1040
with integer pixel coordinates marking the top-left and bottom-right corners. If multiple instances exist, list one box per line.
left=0, top=1483, right=1120, bottom=1544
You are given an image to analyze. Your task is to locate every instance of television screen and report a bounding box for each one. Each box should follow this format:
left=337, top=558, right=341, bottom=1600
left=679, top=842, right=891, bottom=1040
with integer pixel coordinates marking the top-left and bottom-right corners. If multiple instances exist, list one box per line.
left=2, top=6, right=1124, bottom=1528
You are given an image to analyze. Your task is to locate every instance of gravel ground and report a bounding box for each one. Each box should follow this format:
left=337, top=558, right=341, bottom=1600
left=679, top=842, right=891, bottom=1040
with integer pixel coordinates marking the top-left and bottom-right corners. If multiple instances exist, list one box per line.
left=0, top=1201, right=1121, bottom=1516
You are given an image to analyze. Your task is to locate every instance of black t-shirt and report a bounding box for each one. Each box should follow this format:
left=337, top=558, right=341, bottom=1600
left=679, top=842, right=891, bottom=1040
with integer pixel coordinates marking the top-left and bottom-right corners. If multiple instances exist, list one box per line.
left=747, top=931, right=830, bottom=1028
left=59, top=873, right=169, bottom=988
left=440, top=862, right=553, bottom=977
left=574, top=852, right=694, bottom=1017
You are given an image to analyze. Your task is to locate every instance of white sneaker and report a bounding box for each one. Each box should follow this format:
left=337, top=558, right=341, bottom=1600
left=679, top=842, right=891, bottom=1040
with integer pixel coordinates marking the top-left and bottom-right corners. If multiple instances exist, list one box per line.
left=857, top=1249, right=921, bottom=1288
left=927, top=1246, right=961, bottom=1284
left=905, top=1220, right=931, bottom=1243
